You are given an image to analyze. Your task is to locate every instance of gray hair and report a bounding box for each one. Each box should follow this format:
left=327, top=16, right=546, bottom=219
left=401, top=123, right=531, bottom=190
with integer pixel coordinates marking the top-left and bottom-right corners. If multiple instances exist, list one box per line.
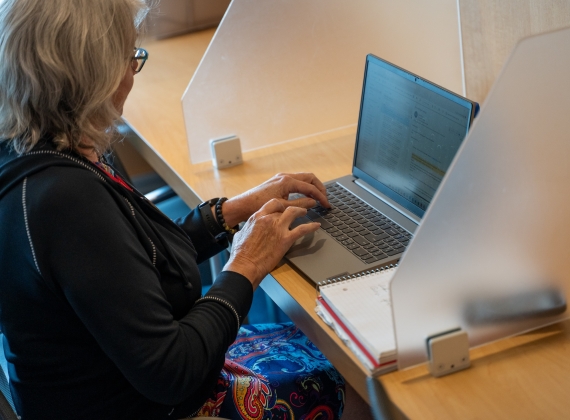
left=0, top=0, right=149, bottom=155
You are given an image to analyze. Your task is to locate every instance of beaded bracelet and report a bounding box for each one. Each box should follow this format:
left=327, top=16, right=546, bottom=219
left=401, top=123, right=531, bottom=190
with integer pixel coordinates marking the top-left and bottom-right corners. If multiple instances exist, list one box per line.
left=215, top=197, right=239, bottom=235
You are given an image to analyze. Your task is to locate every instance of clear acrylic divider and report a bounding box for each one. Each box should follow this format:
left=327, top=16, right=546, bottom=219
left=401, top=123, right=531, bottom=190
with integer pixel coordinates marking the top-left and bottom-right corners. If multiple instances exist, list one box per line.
left=182, top=0, right=463, bottom=163
left=391, top=27, right=570, bottom=370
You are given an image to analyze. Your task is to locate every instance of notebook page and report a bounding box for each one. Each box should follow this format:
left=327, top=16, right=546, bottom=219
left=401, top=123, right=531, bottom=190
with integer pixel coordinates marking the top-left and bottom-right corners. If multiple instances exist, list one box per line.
left=320, top=269, right=396, bottom=359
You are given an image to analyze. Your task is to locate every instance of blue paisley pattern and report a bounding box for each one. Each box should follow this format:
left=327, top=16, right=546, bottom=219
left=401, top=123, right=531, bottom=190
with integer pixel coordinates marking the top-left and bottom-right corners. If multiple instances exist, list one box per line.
left=195, top=323, right=345, bottom=419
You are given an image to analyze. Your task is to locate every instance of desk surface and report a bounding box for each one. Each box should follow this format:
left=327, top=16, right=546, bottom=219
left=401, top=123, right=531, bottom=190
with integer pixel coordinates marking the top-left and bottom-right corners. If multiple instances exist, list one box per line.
left=123, top=30, right=570, bottom=418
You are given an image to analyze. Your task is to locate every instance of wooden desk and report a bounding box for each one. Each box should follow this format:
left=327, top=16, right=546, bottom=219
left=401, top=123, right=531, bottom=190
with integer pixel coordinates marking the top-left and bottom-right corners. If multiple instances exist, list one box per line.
left=123, top=30, right=570, bottom=418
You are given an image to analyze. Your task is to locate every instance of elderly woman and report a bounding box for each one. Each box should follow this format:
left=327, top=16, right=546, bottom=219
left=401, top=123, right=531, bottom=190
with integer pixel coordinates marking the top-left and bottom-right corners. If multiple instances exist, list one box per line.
left=0, top=0, right=346, bottom=419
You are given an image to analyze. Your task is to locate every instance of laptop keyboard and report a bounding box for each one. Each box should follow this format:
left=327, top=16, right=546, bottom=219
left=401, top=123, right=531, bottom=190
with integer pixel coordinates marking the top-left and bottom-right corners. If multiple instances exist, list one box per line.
left=305, top=183, right=412, bottom=264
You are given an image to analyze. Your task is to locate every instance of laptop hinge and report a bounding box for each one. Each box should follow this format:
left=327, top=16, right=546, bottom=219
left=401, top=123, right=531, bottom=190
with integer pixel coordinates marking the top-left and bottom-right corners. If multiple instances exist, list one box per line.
left=354, top=179, right=421, bottom=224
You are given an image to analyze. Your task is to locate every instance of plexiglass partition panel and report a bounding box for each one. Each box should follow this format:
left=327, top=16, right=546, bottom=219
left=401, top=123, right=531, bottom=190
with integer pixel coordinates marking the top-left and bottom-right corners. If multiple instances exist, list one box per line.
left=182, top=0, right=463, bottom=163
left=391, top=28, right=570, bottom=369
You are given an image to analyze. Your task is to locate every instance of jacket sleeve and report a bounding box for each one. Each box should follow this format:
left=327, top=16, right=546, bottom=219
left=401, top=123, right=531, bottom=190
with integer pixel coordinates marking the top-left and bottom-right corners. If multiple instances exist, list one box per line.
left=175, top=203, right=230, bottom=264
left=27, top=168, right=253, bottom=406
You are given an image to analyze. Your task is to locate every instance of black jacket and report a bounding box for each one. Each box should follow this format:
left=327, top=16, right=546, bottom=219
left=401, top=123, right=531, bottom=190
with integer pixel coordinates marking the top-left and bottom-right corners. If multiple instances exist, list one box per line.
left=0, top=141, right=253, bottom=419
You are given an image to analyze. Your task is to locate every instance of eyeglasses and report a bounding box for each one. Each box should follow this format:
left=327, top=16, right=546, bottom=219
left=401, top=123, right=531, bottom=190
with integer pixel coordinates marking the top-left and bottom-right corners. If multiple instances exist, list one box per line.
left=131, top=47, right=148, bottom=73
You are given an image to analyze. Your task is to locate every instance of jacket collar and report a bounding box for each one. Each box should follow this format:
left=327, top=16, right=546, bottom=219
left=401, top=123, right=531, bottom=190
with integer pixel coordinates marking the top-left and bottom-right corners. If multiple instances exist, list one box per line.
left=0, top=140, right=87, bottom=201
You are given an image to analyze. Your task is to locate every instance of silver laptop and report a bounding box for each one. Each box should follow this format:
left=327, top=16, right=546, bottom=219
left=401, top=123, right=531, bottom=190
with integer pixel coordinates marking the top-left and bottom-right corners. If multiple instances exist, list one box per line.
left=285, top=54, right=477, bottom=285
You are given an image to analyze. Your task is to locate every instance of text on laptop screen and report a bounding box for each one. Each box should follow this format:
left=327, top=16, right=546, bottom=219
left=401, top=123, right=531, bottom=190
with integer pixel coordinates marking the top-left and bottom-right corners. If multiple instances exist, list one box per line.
left=354, top=56, right=473, bottom=216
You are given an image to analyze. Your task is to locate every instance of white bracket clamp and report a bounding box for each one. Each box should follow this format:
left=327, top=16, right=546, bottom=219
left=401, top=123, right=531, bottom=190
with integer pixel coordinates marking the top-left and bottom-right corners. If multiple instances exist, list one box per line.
left=210, top=135, right=243, bottom=169
left=426, top=328, right=470, bottom=377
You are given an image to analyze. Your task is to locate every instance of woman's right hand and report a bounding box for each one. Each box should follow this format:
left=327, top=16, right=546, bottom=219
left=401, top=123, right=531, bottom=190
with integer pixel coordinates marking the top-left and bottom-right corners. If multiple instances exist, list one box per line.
left=223, top=199, right=321, bottom=289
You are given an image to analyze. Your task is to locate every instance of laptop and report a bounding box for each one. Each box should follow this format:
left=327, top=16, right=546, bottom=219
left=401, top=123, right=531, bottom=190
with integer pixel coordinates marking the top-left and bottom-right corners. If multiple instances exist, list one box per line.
left=285, top=54, right=477, bottom=286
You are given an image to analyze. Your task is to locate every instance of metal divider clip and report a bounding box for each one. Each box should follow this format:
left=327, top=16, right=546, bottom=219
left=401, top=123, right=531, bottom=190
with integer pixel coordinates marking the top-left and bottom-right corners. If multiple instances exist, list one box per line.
left=426, top=328, right=470, bottom=377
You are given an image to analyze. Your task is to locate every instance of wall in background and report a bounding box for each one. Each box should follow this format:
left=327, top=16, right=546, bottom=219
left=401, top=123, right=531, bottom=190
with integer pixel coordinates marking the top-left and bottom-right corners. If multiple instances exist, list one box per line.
left=146, top=0, right=230, bottom=39
left=460, top=0, right=570, bottom=104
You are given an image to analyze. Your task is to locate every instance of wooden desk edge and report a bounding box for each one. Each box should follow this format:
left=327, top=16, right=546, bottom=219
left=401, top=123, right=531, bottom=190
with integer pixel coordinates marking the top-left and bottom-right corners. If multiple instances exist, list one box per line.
left=120, top=120, right=202, bottom=208
left=261, top=264, right=374, bottom=404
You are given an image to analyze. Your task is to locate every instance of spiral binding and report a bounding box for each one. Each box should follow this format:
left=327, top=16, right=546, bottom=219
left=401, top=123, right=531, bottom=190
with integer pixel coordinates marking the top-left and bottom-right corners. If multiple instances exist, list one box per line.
left=316, top=263, right=398, bottom=290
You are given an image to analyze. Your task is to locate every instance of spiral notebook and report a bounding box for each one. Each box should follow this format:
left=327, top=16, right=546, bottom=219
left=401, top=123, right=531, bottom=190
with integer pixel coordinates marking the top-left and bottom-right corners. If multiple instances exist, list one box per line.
left=316, top=266, right=398, bottom=373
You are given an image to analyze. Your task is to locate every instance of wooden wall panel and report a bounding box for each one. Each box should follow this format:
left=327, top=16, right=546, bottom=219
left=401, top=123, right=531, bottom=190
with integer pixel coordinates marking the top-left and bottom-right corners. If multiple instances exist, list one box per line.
left=459, top=0, right=570, bottom=103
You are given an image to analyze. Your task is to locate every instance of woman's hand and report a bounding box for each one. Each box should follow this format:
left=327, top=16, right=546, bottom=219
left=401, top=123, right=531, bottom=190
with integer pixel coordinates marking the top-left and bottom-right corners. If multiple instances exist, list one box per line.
left=220, top=173, right=330, bottom=228
left=223, top=199, right=321, bottom=289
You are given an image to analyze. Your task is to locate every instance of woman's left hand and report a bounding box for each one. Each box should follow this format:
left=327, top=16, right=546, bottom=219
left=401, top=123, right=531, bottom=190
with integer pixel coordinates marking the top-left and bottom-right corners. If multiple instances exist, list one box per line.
left=221, top=172, right=330, bottom=227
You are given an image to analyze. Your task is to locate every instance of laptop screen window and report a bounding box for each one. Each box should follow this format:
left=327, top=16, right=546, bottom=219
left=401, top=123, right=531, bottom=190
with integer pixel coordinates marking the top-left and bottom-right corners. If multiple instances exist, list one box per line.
left=354, top=56, right=473, bottom=215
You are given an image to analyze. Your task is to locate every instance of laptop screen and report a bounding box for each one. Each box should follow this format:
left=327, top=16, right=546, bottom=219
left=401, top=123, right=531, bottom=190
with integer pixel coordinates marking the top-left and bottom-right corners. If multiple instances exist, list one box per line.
left=353, top=54, right=476, bottom=218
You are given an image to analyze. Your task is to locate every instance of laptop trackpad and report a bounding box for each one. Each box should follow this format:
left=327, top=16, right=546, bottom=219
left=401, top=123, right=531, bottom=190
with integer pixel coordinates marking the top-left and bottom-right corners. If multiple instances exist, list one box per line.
left=286, top=219, right=375, bottom=283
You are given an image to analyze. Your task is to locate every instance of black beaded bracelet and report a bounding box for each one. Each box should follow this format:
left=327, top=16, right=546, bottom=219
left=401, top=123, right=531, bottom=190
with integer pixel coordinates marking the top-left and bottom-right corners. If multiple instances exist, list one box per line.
left=215, top=197, right=239, bottom=235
